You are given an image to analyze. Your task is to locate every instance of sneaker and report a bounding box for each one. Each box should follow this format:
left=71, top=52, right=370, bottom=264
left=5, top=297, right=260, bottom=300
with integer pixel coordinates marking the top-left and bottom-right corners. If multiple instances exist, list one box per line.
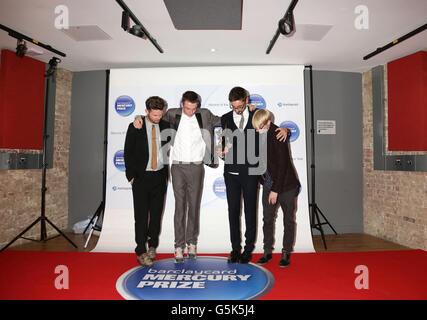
left=147, top=247, right=156, bottom=260
left=279, top=251, right=291, bottom=268
left=174, top=247, right=184, bottom=264
left=137, top=253, right=153, bottom=267
left=187, top=244, right=197, bottom=259
left=239, top=251, right=253, bottom=264
left=227, top=250, right=241, bottom=263
left=256, top=253, right=272, bottom=265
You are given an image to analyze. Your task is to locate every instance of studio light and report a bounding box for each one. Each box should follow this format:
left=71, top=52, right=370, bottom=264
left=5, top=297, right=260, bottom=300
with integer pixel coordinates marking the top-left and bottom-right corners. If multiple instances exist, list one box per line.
left=115, top=0, right=163, bottom=53
left=129, top=25, right=146, bottom=39
left=15, top=39, right=27, bottom=58
left=45, top=57, right=61, bottom=77
left=278, top=11, right=295, bottom=36
left=266, top=0, right=299, bottom=54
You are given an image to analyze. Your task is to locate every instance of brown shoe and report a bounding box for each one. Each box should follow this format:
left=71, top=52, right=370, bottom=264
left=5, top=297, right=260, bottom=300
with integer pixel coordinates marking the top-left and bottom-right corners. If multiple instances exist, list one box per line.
left=147, top=247, right=156, bottom=260
left=137, top=253, right=153, bottom=267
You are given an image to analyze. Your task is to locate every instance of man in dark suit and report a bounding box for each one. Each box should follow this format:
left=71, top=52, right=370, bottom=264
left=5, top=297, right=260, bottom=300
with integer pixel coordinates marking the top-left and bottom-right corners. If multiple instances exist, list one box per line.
left=252, top=109, right=300, bottom=268
left=221, top=87, right=289, bottom=264
left=124, top=96, right=171, bottom=267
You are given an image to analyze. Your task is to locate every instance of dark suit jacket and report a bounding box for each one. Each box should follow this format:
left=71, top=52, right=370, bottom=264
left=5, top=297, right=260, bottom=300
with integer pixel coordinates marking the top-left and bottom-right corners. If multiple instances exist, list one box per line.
left=220, top=109, right=260, bottom=175
left=124, top=118, right=171, bottom=182
left=261, top=123, right=300, bottom=194
left=163, top=108, right=221, bottom=168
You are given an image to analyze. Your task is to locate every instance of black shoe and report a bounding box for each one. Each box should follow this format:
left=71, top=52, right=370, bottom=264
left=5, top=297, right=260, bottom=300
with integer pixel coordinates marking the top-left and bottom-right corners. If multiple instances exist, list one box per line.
left=256, top=253, right=272, bottom=265
left=227, top=250, right=241, bottom=263
left=239, top=251, right=252, bottom=264
left=279, top=252, right=291, bottom=268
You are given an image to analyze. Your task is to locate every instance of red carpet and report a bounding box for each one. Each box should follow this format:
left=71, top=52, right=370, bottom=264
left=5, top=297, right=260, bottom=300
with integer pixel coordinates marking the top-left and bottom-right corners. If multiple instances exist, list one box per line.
left=0, top=250, right=425, bottom=300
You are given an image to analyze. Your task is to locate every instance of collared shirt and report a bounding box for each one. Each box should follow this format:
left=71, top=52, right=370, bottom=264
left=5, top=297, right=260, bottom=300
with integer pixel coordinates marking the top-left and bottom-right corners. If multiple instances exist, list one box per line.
left=232, top=107, right=249, bottom=131
left=145, top=119, right=164, bottom=171
left=172, top=112, right=206, bottom=162
left=228, top=107, right=250, bottom=175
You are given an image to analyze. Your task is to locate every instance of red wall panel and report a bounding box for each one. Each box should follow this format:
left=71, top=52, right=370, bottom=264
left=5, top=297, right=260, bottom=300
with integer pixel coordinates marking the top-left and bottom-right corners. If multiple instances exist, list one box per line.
left=0, top=49, right=45, bottom=149
left=387, top=51, right=427, bottom=151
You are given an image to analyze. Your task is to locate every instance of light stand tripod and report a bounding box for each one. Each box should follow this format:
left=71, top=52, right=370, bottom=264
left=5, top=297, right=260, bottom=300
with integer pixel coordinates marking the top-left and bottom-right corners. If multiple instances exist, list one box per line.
left=1, top=58, right=77, bottom=252
left=83, top=70, right=109, bottom=248
left=306, top=65, right=338, bottom=250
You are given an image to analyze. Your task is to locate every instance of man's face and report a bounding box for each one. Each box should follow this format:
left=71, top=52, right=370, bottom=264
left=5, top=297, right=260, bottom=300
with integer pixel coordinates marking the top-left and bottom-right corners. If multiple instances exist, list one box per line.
left=146, top=109, right=163, bottom=124
left=256, top=120, right=271, bottom=134
left=230, top=98, right=248, bottom=115
left=182, top=101, right=198, bottom=117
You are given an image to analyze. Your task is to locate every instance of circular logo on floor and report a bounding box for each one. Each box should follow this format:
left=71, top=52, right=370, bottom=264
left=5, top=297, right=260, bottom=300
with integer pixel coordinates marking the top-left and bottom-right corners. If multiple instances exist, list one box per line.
left=116, top=256, right=274, bottom=300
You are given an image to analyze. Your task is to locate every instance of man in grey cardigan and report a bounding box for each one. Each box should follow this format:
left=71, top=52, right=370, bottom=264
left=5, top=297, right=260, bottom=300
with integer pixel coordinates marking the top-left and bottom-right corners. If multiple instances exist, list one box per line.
left=134, top=91, right=220, bottom=263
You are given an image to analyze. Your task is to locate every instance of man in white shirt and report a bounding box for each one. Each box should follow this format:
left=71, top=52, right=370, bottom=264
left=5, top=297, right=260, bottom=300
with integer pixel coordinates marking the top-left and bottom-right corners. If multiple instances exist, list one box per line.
left=134, top=91, right=221, bottom=263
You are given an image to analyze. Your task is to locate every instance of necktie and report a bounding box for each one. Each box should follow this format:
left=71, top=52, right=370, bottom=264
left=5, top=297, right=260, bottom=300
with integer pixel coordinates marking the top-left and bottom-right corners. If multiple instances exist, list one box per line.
left=151, top=125, right=157, bottom=170
left=239, top=114, right=245, bottom=130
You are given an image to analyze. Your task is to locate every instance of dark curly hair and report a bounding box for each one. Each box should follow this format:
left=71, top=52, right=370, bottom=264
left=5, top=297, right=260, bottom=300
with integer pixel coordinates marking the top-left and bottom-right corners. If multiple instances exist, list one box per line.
left=146, top=96, right=166, bottom=111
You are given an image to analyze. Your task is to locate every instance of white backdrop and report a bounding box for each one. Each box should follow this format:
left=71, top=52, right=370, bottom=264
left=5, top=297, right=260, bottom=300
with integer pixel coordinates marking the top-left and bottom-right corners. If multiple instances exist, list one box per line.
left=92, top=65, right=315, bottom=254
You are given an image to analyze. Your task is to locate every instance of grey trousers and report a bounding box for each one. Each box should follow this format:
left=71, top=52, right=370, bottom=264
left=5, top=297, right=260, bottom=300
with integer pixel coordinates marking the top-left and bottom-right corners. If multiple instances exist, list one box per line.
left=171, top=163, right=205, bottom=249
left=261, top=186, right=298, bottom=254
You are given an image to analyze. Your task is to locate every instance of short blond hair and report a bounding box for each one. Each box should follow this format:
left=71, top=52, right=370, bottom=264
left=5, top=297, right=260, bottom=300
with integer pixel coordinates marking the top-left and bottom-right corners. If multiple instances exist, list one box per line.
left=252, top=109, right=272, bottom=130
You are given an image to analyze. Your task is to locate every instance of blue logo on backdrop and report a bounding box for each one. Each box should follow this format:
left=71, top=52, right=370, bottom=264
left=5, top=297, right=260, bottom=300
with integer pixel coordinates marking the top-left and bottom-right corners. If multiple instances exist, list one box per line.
left=249, top=94, right=266, bottom=109
left=116, top=257, right=274, bottom=300
left=113, top=150, right=126, bottom=171
left=115, top=95, right=135, bottom=116
left=280, top=121, right=300, bottom=142
left=213, top=177, right=226, bottom=199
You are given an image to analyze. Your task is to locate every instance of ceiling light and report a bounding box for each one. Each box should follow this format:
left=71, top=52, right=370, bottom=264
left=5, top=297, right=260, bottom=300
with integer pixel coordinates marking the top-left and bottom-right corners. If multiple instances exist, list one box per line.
left=15, top=39, right=27, bottom=58
left=278, top=11, right=295, bottom=36
left=266, top=0, right=299, bottom=54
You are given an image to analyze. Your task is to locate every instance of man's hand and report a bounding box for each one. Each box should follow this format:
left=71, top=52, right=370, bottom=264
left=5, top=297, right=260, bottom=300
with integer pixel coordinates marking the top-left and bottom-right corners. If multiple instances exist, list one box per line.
left=133, top=116, right=143, bottom=129
left=268, top=191, right=278, bottom=205
left=275, top=127, right=289, bottom=142
left=217, top=141, right=233, bottom=159
left=130, top=178, right=134, bottom=185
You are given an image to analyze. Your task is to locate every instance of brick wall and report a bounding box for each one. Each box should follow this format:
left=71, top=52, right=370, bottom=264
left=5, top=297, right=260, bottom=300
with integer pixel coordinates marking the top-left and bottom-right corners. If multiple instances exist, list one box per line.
left=363, top=69, right=427, bottom=250
left=0, top=68, right=72, bottom=248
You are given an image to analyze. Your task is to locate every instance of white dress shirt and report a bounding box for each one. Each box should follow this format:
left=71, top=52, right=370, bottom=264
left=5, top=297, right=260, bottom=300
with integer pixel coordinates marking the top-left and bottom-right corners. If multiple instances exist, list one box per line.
left=228, top=107, right=250, bottom=174
left=172, top=113, right=206, bottom=162
left=233, top=107, right=249, bottom=131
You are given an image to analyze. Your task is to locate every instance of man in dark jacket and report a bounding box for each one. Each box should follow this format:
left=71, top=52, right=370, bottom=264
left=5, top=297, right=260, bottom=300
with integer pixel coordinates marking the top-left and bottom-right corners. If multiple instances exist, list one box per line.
left=252, top=109, right=300, bottom=268
left=124, top=96, right=171, bottom=267
left=221, top=87, right=290, bottom=264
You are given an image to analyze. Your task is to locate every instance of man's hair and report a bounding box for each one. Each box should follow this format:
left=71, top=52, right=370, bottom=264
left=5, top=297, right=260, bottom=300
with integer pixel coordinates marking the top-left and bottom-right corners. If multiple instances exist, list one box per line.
left=182, top=91, right=201, bottom=105
left=146, top=96, right=166, bottom=111
left=228, top=86, right=249, bottom=102
left=252, top=109, right=272, bottom=130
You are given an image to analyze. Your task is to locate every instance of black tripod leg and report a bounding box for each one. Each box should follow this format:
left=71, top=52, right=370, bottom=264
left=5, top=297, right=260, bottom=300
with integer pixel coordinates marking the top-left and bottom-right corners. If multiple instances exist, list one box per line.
left=314, top=205, right=328, bottom=250
left=45, top=218, right=78, bottom=248
left=83, top=202, right=103, bottom=234
left=0, top=217, right=41, bottom=252
left=317, top=206, right=338, bottom=235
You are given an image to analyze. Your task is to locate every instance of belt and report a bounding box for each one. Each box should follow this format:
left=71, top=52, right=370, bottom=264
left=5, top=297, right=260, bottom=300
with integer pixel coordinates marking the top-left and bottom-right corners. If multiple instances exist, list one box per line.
left=172, top=161, right=203, bottom=165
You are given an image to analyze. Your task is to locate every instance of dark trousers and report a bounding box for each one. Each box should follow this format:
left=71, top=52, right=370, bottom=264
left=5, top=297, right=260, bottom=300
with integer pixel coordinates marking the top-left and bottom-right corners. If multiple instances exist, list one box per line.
left=261, top=186, right=298, bottom=253
left=224, top=172, right=258, bottom=253
left=131, top=171, right=167, bottom=256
